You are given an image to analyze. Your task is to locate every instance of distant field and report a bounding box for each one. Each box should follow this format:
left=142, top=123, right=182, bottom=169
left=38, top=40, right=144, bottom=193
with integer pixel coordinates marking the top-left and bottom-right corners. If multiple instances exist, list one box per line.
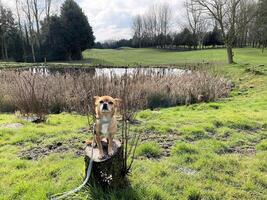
left=82, top=48, right=267, bottom=66
left=0, top=47, right=266, bottom=68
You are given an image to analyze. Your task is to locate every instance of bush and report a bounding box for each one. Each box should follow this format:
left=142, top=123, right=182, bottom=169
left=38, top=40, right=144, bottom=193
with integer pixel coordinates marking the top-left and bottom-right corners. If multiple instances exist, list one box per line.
left=147, top=92, right=172, bottom=110
left=136, top=142, right=162, bottom=158
left=0, top=95, right=16, bottom=113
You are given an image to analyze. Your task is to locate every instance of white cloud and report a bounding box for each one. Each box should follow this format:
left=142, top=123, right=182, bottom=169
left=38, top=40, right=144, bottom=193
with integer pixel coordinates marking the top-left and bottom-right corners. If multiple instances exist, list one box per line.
left=2, top=0, right=186, bottom=42
left=79, top=0, right=185, bottom=41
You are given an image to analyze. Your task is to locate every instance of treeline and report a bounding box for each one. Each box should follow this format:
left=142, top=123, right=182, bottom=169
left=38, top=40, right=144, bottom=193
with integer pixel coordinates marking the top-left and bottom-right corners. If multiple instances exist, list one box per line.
left=131, top=0, right=266, bottom=51
left=95, top=26, right=224, bottom=50
left=96, top=0, right=266, bottom=64
left=0, top=0, right=94, bottom=62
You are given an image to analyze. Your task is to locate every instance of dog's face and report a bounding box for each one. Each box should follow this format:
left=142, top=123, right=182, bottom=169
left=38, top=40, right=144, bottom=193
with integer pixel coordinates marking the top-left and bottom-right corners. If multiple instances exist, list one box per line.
left=94, top=96, right=121, bottom=117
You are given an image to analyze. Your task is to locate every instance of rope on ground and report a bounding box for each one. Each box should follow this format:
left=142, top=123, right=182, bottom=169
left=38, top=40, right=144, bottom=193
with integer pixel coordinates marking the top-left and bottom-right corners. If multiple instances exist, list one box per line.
left=50, top=144, right=94, bottom=200
left=50, top=124, right=95, bottom=200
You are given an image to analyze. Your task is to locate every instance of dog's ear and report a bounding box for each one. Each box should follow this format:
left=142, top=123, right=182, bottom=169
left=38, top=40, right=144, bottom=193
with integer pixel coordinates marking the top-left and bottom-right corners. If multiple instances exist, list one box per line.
left=94, top=96, right=100, bottom=105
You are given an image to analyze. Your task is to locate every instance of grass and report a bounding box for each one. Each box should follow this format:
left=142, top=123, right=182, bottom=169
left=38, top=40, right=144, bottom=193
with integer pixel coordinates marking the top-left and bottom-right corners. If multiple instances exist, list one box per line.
left=82, top=48, right=267, bottom=66
left=0, top=114, right=89, bottom=200
left=0, top=48, right=267, bottom=199
left=1, top=47, right=266, bottom=68
left=135, top=142, right=163, bottom=158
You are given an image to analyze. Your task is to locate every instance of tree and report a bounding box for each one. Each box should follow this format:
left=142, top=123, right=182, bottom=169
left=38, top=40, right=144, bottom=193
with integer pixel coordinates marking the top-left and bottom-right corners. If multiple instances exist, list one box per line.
left=0, top=4, right=23, bottom=61
left=60, top=0, right=95, bottom=60
left=174, top=28, right=197, bottom=49
left=132, top=3, right=173, bottom=48
left=203, top=26, right=224, bottom=47
left=193, top=0, right=243, bottom=64
left=41, top=16, right=67, bottom=61
left=185, top=0, right=207, bottom=49
left=158, top=3, right=172, bottom=48
left=15, top=0, right=26, bottom=61
left=235, top=0, right=257, bottom=47
left=256, top=0, right=267, bottom=52
left=132, top=15, right=143, bottom=48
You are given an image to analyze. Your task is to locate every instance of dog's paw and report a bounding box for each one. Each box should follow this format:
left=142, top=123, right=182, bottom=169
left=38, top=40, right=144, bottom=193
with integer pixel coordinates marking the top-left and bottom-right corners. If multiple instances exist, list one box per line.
left=85, top=140, right=92, bottom=146
left=108, top=149, right=114, bottom=156
left=98, top=153, right=106, bottom=160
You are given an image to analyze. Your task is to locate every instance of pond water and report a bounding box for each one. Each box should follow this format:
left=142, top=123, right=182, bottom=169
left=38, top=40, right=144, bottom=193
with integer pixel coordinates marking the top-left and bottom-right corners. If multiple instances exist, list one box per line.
left=8, top=66, right=188, bottom=76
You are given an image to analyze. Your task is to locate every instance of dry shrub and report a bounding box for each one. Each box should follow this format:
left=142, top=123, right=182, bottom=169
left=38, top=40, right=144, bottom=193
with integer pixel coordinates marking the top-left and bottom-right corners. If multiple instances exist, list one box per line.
left=0, top=68, right=231, bottom=120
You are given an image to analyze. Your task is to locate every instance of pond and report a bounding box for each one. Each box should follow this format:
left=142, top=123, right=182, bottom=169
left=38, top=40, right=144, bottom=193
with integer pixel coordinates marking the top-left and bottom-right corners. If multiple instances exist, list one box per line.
left=5, top=66, right=188, bottom=76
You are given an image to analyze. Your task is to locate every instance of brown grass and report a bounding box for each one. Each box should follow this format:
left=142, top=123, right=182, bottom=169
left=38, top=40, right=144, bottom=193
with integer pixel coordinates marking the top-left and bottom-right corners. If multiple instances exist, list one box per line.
left=0, top=69, right=231, bottom=120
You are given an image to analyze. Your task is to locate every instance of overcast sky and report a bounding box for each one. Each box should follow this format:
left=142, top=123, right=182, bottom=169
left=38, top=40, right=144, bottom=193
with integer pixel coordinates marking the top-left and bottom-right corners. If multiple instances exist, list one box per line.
left=2, top=0, right=186, bottom=42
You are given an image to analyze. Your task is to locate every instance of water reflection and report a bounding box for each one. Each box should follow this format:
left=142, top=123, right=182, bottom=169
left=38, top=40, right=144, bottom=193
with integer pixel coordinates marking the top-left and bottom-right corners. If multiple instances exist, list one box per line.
left=11, top=66, right=187, bottom=77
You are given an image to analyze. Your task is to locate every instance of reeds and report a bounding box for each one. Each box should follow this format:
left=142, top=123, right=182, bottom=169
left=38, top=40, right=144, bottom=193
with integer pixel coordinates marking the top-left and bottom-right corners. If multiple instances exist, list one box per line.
left=0, top=68, right=231, bottom=119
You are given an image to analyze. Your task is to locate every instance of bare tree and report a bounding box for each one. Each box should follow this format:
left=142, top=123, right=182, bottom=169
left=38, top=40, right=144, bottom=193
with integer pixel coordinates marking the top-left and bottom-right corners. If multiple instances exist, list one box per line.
left=45, top=0, right=52, bottom=19
left=132, top=3, right=173, bottom=48
left=22, top=0, right=36, bottom=62
left=236, top=0, right=257, bottom=47
left=31, top=0, right=44, bottom=47
left=15, top=0, right=26, bottom=61
left=185, top=0, right=207, bottom=49
left=193, top=0, right=243, bottom=64
left=132, top=15, right=143, bottom=48
left=158, top=3, right=173, bottom=48
left=147, top=5, right=158, bottom=43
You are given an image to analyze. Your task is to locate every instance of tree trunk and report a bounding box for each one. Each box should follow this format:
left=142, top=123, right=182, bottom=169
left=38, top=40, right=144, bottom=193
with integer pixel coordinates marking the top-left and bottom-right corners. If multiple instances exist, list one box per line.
left=4, top=38, right=8, bottom=60
left=31, top=42, right=36, bottom=63
left=84, top=139, right=128, bottom=189
left=1, top=37, right=5, bottom=60
left=226, top=45, right=234, bottom=64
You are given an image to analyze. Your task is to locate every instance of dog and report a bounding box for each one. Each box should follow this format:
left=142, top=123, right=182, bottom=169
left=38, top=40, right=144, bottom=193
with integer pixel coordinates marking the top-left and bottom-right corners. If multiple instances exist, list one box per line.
left=89, top=96, right=121, bottom=159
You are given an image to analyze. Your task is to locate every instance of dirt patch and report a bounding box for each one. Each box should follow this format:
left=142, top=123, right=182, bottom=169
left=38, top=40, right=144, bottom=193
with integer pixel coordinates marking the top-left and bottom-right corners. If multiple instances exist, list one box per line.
left=0, top=123, right=24, bottom=129
left=141, top=131, right=180, bottom=157
left=226, top=146, right=256, bottom=155
left=19, top=138, right=85, bottom=160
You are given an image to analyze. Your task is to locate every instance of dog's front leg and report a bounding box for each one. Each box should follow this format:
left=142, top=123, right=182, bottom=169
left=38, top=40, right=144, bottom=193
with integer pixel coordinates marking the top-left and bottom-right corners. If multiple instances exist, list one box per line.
left=108, top=133, right=114, bottom=156
left=95, top=134, right=105, bottom=159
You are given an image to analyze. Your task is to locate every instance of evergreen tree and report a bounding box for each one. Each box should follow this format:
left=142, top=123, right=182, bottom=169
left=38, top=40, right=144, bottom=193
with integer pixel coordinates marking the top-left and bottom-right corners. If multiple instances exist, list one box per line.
left=60, top=0, right=95, bottom=60
left=0, top=5, right=23, bottom=61
left=203, top=27, right=224, bottom=47
left=41, top=16, right=67, bottom=61
left=180, top=28, right=196, bottom=49
left=256, top=0, right=267, bottom=51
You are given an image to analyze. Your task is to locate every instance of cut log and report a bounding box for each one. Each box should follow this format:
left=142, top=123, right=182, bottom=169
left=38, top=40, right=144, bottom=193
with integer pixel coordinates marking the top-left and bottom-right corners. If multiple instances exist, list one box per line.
left=84, top=139, right=128, bottom=188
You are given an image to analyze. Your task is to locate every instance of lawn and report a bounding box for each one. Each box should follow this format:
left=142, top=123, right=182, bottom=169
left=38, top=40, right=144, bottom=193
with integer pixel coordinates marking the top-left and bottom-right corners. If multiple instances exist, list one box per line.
left=1, top=47, right=266, bottom=68
left=0, top=48, right=266, bottom=200
left=82, top=48, right=267, bottom=66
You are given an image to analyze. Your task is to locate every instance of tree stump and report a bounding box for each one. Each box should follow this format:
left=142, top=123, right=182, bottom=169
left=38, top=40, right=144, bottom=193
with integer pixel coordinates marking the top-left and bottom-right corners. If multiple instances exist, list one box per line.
left=84, top=139, right=127, bottom=188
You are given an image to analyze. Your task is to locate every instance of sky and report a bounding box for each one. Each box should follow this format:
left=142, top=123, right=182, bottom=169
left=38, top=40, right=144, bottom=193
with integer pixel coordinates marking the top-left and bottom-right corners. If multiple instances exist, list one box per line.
left=2, top=0, right=186, bottom=42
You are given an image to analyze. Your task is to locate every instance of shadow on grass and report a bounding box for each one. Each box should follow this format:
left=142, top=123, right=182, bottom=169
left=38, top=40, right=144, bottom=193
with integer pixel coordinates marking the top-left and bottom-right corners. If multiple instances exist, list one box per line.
left=84, top=180, right=142, bottom=200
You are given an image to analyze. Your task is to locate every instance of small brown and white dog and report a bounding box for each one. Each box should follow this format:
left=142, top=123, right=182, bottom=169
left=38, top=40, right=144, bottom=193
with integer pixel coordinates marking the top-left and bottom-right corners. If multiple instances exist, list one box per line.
left=89, top=96, right=121, bottom=159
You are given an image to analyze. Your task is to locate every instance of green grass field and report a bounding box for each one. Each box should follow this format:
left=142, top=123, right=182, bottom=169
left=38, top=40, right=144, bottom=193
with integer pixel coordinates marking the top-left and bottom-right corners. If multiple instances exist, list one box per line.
left=82, top=48, right=267, bottom=66
left=0, top=48, right=267, bottom=199
left=1, top=47, right=266, bottom=68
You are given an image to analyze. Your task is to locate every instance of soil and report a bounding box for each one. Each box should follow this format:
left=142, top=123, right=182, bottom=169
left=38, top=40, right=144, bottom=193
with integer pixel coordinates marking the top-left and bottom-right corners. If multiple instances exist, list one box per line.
left=140, top=131, right=180, bottom=157
left=19, top=138, right=85, bottom=160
